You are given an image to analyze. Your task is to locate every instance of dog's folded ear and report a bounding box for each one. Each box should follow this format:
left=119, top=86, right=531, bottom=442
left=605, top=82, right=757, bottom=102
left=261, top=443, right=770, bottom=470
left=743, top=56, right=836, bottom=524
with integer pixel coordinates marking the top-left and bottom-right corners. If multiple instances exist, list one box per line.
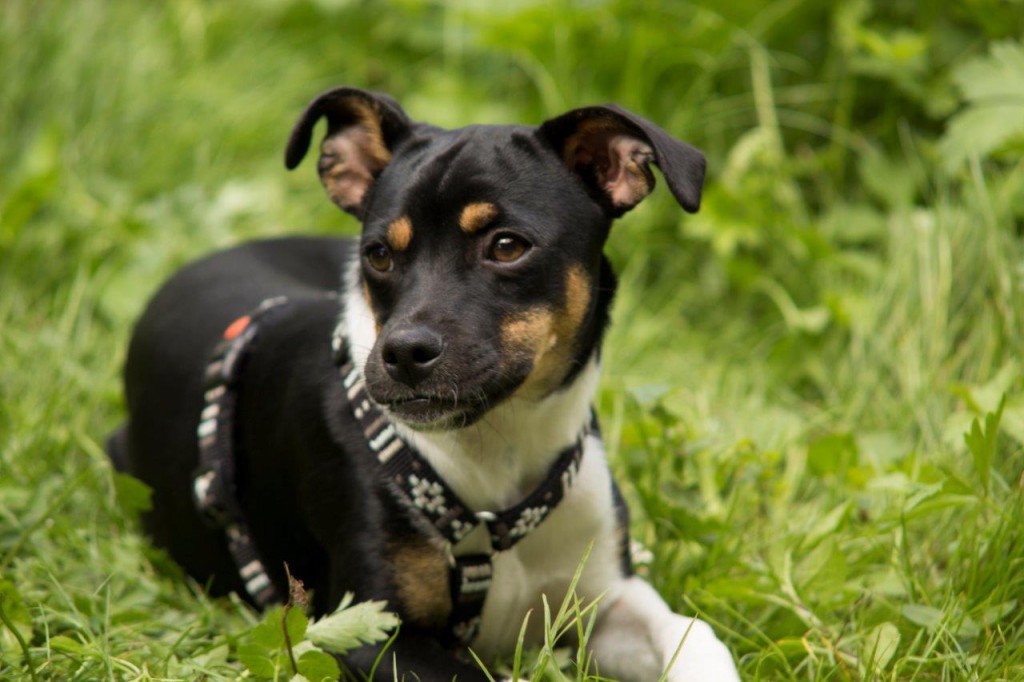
left=285, top=87, right=412, bottom=216
left=539, top=105, right=706, bottom=216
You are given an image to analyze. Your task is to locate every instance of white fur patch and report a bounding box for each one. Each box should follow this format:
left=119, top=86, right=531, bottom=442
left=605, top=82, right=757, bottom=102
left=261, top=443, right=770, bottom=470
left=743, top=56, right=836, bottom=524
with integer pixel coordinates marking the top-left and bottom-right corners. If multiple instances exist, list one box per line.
left=340, top=254, right=377, bottom=373
left=590, top=577, right=741, bottom=681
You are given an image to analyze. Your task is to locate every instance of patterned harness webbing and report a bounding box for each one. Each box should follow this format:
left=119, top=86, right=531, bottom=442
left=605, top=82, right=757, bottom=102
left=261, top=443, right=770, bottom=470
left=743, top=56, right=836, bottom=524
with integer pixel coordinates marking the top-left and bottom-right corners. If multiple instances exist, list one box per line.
left=192, top=296, right=291, bottom=607
left=337, top=358, right=586, bottom=646
left=191, top=295, right=590, bottom=648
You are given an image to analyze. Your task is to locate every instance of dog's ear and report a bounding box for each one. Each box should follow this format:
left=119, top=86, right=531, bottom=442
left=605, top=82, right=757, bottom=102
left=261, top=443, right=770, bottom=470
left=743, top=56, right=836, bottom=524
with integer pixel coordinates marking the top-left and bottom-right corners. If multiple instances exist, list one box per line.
left=539, top=105, right=705, bottom=215
left=285, top=87, right=412, bottom=216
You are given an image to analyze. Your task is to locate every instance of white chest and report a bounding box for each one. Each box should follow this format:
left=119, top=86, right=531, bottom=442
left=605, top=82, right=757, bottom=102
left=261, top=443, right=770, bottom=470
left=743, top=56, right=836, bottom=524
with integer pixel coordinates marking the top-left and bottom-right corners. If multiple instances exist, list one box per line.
left=465, top=435, right=629, bottom=657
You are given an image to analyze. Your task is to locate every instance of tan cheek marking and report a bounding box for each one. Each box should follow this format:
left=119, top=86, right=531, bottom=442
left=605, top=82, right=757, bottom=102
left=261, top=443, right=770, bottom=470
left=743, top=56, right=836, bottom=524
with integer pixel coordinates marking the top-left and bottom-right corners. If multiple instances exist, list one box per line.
left=503, top=309, right=556, bottom=360
left=504, top=266, right=592, bottom=400
left=563, top=265, right=592, bottom=330
left=386, top=216, right=413, bottom=251
left=389, top=541, right=450, bottom=628
left=459, top=202, right=499, bottom=234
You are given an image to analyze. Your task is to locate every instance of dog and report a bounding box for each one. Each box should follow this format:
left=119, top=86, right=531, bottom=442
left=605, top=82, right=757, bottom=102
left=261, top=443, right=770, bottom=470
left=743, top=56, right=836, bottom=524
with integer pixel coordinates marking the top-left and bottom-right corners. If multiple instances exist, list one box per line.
left=108, top=87, right=740, bottom=681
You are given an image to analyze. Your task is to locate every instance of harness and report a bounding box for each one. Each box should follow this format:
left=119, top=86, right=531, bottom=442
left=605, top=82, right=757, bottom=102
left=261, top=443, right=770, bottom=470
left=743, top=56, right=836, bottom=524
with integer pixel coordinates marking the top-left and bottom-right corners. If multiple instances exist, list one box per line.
left=192, top=296, right=590, bottom=647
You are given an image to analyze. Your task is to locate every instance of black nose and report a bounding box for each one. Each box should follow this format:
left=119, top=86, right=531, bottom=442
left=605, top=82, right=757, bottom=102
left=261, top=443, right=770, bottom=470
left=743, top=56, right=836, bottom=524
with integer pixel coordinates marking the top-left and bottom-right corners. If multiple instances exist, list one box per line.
left=381, top=325, right=444, bottom=386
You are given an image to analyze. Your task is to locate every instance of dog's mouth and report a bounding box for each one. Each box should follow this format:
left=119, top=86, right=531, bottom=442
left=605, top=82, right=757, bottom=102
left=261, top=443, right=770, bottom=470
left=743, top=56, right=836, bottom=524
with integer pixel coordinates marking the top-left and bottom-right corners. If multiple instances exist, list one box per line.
left=361, top=352, right=526, bottom=431
left=382, top=395, right=486, bottom=430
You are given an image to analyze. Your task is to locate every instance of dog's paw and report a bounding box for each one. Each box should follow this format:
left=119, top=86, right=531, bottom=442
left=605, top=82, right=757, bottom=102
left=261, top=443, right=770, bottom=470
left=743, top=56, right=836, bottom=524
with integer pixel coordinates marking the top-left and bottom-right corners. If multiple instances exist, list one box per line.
left=662, top=618, right=741, bottom=682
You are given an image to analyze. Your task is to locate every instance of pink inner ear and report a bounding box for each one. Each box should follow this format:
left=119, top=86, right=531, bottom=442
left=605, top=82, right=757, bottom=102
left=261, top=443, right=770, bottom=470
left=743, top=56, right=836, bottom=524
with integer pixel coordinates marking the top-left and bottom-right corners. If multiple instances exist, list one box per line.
left=319, top=122, right=391, bottom=213
left=572, top=130, right=655, bottom=211
left=603, top=135, right=655, bottom=209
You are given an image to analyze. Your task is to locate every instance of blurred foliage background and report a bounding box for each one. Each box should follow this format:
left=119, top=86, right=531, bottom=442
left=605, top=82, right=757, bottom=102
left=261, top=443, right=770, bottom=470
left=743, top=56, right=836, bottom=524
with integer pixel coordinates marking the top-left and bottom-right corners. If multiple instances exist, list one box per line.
left=2, top=0, right=1024, bottom=679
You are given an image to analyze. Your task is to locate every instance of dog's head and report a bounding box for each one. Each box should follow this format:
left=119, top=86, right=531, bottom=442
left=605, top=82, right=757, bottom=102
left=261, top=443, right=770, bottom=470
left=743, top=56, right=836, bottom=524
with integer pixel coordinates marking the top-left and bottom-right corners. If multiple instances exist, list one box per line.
left=286, top=87, right=705, bottom=430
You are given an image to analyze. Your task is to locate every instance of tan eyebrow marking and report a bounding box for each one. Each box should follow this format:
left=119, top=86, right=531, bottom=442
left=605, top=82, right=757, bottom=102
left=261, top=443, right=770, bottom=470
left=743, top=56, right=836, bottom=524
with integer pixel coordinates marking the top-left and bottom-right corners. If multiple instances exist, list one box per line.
left=386, top=216, right=413, bottom=251
left=458, top=202, right=499, bottom=234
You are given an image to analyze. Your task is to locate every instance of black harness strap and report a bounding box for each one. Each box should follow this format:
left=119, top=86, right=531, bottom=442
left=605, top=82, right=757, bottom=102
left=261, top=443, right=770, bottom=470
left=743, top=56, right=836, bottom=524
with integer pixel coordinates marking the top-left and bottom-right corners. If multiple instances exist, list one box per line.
left=192, top=295, right=590, bottom=648
left=193, top=296, right=291, bottom=608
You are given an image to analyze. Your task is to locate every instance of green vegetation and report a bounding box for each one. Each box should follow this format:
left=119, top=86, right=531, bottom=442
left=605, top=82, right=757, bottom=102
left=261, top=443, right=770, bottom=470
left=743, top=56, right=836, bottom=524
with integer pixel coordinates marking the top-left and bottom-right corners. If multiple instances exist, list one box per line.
left=2, top=1, right=1023, bottom=679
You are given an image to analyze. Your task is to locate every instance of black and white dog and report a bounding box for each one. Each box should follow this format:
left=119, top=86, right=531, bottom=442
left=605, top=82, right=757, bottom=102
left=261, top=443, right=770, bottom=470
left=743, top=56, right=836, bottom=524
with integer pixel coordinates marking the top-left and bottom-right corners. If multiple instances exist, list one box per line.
left=109, top=87, right=740, bottom=681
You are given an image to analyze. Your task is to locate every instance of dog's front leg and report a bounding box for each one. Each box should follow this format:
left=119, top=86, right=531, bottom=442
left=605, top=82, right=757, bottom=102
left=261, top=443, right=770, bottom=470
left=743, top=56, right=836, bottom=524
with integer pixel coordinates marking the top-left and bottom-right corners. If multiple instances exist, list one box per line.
left=589, top=576, right=740, bottom=682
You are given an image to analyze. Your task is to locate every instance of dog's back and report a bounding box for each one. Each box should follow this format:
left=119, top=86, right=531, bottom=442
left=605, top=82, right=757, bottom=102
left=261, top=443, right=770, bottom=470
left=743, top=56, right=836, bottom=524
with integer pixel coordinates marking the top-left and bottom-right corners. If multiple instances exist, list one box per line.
left=114, top=236, right=352, bottom=596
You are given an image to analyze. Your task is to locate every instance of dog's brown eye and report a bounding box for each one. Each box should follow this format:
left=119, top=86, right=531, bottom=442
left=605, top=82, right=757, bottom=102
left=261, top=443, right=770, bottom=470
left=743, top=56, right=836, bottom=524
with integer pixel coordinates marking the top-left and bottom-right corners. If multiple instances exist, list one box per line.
left=365, top=244, right=393, bottom=272
left=488, top=235, right=530, bottom=263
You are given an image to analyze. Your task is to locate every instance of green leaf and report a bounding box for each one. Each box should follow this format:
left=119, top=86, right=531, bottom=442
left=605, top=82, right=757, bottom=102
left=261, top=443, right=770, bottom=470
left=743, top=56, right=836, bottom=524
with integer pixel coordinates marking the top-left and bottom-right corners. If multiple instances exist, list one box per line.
left=285, top=606, right=308, bottom=647
left=794, top=538, right=848, bottom=598
left=980, top=600, right=1017, bottom=626
left=305, top=593, right=400, bottom=656
left=902, top=481, right=978, bottom=519
left=48, top=635, right=84, bottom=654
left=940, top=41, right=1024, bottom=170
left=862, top=622, right=900, bottom=672
left=296, top=649, right=341, bottom=682
left=0, top=582, right=33, bottom=645
left=251, top=606, right=288, bottom=648
left=193, top=643, right=230, bottom=667
left=241, top=605, right=310, bottom=679
left=941, top=106, right=1024, bottom=171
left=963, top=395, right=1005, bottom=492
left=954, top=41, right=1024, bottom=104
left=113, top=472, right=153, bottom=514
left=238, top=641, right=279, bottom=678
left=803, top=501, right=852, bottom=548
left=957, top=615, right=981, bottom=640
left=902, top=604, right=943, bottom=630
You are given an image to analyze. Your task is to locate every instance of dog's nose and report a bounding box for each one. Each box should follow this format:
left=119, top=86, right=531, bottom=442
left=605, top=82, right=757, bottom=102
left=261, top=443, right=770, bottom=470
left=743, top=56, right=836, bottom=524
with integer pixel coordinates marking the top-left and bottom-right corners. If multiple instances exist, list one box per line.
left=381, top=325, right=444, bottom=386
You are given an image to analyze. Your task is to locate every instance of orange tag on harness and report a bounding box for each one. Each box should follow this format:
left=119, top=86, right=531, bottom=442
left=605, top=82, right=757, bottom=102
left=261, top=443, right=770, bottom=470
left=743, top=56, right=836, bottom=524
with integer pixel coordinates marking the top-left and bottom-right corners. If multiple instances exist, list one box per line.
left=223, top=316, right=251, bottom=340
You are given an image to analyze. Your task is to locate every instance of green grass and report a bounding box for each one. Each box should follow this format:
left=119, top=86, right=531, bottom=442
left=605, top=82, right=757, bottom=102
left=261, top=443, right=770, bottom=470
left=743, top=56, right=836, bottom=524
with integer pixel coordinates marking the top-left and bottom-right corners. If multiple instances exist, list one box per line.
left=2, top=1, right=1023, bottom=680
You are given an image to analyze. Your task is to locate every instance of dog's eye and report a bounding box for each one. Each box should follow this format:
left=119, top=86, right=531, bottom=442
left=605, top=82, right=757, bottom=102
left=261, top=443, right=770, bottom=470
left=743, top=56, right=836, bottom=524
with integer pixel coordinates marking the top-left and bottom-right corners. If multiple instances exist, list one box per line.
left=365, top=244, right=393, bottom=272
left=488, top=235, right=530, bottom=263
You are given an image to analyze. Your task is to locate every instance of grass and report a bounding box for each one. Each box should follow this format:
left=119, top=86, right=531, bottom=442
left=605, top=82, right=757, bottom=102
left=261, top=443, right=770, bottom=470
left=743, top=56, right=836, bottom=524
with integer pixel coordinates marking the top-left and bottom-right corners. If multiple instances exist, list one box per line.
left=2, top=1, right=1023, bottom=680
